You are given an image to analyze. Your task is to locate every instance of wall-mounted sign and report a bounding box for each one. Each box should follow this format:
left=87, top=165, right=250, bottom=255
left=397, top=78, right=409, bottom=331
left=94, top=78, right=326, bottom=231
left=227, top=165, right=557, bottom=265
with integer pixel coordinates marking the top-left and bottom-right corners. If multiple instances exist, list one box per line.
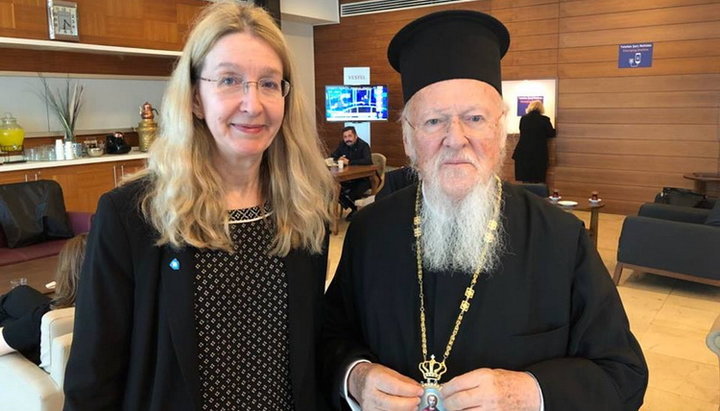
left=517, top=96, right=544, bottom=117
left=343, top=67, right=370, bottom=85
left=618, top=43, right=653, bottom=68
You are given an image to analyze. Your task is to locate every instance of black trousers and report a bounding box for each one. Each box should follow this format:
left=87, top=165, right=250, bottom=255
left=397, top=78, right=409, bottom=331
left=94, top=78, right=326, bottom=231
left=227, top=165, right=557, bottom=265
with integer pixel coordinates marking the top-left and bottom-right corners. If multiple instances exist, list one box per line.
left=340, top=178, right=371, bottom=210
left=0, top=285, right=51, bottom=327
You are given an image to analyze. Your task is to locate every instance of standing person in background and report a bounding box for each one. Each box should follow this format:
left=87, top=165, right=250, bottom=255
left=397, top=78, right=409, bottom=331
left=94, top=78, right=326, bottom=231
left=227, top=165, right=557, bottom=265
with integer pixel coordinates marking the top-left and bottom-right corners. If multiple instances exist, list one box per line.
left=64, top=2, right=334, bottom=410
left=0, top=233, right=87, bottom=365
left=331, top=126, right=372, bottom=219
left=512, top=100, right=556, bottom=183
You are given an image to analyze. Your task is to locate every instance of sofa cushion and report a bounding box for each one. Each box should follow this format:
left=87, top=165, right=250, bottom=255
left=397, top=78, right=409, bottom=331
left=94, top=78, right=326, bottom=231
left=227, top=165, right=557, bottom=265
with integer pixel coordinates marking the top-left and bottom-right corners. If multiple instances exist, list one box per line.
left=0, top=239, right=67, bottom=266
left=705, top=200, right=720, bottom=227
left=0, top=180, right=73, bottom=248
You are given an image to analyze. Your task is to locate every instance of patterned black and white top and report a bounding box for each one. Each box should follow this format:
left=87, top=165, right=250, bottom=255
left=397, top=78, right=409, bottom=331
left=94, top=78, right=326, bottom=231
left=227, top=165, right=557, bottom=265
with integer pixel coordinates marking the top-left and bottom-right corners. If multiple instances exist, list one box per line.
left=193, top=205, right=294, bottom=410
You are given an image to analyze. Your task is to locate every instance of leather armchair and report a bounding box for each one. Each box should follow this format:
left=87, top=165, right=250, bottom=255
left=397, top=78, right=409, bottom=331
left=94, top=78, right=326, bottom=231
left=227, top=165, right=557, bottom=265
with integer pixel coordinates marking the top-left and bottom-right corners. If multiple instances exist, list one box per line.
left=613, top=203, right=720, bottom=286
left=0, top=307, right=74, bottom=411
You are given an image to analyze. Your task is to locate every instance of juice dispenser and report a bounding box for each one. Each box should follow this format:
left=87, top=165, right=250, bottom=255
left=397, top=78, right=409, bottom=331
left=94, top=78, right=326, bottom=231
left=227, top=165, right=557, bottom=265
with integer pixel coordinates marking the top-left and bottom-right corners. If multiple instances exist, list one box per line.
left=0, top=112, right=25, bottom=152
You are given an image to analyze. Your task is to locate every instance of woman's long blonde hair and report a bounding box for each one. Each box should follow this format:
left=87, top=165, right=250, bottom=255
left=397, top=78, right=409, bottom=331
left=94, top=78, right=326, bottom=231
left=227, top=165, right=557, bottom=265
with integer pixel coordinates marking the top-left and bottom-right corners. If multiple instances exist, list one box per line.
left=51, top=233, right=88, bottom=309
left=128, top=2, right=335, bottom=256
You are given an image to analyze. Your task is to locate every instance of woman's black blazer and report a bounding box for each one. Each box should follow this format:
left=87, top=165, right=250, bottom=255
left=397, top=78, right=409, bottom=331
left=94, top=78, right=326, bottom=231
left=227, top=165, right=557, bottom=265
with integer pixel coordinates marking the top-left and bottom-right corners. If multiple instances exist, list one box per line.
left=64, top=180, right=329, bottom=410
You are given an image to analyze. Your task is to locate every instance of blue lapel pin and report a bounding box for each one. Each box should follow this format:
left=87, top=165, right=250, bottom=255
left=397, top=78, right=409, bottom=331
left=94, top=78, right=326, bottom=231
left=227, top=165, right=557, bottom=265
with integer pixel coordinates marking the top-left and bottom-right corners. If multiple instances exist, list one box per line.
left=169, top=258, right=180, bottom=271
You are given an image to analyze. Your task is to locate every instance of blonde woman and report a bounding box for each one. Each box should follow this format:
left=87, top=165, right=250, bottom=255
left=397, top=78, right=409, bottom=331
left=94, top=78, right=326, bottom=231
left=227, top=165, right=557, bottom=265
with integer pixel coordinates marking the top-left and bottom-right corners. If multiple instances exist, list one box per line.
left=0, top=233, right=87, bottom=364
left=512, top=100, right=556, bottom=183
left=64, top=2, right=335, bottom=410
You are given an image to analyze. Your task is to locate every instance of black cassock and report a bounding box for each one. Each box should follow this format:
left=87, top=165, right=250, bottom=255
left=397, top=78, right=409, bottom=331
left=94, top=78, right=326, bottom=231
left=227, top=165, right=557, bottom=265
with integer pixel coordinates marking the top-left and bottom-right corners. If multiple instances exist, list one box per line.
left=513, top=111, right=556, bottom=183
left=322, top=183, right=648, bottom=410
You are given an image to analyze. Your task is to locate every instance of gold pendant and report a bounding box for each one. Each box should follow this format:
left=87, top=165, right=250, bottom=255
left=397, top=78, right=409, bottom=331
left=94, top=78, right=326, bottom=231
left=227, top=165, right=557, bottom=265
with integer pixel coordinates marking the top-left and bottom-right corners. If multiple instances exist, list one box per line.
left=418, top=355, right=446, bottom=411
left=419, top=385, right=444, bottom=411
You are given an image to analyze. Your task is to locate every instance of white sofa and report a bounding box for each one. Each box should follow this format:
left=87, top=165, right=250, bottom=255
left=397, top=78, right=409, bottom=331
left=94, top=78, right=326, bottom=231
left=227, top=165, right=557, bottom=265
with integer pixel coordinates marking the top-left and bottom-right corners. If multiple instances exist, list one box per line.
left=0, top=307, right=74, bottom=411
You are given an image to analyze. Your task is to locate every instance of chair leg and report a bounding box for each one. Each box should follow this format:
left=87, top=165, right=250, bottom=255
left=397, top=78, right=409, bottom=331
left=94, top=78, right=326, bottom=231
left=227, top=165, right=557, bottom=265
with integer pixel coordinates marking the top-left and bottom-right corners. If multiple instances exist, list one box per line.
left=612, top=262, right=624, bottom=285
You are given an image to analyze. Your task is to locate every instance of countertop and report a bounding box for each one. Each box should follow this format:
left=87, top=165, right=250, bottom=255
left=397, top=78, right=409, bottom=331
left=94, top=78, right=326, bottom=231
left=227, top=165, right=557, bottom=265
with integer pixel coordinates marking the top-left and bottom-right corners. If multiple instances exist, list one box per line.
left=0, top=150, right=149, bottom=172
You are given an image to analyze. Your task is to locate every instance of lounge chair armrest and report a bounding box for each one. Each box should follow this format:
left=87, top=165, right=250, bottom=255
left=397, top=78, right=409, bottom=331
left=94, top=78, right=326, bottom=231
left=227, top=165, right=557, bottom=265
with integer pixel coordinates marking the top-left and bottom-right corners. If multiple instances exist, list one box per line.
left=638, top=203, right=709, bottom=224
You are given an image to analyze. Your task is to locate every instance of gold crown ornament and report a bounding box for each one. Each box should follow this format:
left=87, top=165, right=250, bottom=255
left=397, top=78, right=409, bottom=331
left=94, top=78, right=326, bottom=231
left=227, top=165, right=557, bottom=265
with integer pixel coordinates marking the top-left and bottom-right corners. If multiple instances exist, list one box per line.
left=419, top=355, right=447, bottom=385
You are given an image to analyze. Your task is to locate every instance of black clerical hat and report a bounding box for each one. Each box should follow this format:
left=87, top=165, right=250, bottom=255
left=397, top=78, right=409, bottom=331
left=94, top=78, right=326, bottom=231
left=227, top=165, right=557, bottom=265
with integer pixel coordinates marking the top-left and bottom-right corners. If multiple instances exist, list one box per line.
left=387, top=10, right=510, bottom=102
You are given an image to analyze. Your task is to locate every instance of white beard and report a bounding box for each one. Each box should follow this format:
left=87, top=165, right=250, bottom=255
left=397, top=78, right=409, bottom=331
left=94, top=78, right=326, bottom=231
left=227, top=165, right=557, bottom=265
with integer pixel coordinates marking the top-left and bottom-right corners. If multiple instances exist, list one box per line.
left=419, top=175, right=504, bottom=274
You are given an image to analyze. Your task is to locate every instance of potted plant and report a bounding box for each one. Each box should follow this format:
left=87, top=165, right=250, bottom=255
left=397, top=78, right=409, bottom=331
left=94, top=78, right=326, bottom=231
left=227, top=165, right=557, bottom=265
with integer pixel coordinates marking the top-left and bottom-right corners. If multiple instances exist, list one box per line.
left=39, top=75, right=84, bottom=142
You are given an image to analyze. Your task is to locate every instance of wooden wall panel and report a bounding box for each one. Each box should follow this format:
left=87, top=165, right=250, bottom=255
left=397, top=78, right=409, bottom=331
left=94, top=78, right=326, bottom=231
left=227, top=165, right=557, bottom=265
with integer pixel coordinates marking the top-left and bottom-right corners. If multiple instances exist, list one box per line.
left=0, top=47, right=176, bottom=75
left=559, top=0, right=717, bottom=17
left=558, top=91, right=719, bottom=109
left=490, top=3, right=559, bottom=21
left=555, top=139, right=718, bottom=158
left=316, top=0, right=720, bottom=215
left=490, top=0, right=556, bottom=7
left=559, top=3, right=720, bottom=32
left=0, top=3, right=14, bottom=29
left=559, top=21, right=720, bottom=48
left=559, top=123, right=718, bottom=141
left=559, top=39, right=720, bottom=64
left=0, top=0, right=206, bottom=75
left=559, top=152, right=717, bottom=173
left=558, top=108, right=717, bottom=124
left=559, top=73, right=720, bottom=92
left=559, top=56, right=720, bottom=78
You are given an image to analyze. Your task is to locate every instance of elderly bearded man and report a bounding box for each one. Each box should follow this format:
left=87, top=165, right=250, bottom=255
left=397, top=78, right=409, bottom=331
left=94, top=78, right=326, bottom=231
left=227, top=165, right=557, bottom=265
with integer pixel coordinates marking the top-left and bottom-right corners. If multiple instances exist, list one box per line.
left=321, top=10, right=648, bottom=411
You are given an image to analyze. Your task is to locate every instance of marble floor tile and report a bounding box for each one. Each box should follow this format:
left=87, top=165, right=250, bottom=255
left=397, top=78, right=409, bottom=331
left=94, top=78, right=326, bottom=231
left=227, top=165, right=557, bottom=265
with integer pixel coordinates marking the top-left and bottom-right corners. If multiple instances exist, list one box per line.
left=652, top=302, right=720, bottom=333
left=645, top=351, right=720, bottom=404
left=642, top=387, right=718, bottom=411
left=640, top=323, right=717, bottom=366
left=616, top=287, right=666, bottom=338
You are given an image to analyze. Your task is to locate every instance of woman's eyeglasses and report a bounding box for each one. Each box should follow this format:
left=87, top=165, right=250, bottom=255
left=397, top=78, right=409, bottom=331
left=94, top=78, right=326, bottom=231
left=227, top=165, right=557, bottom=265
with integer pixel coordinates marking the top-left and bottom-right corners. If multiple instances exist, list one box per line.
left=198, top=76, right=291, bottom=99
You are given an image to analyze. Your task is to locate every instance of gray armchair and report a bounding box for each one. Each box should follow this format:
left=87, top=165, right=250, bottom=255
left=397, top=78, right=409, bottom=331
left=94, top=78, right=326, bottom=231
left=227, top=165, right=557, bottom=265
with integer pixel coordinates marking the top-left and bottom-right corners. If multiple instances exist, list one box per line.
left=613, top=203, right=720, bottom=286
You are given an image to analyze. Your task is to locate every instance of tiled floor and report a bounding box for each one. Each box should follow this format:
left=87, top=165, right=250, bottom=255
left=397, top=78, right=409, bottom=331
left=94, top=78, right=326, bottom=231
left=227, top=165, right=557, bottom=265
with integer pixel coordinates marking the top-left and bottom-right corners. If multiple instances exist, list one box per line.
left=327, top=209, right=720, bottom=410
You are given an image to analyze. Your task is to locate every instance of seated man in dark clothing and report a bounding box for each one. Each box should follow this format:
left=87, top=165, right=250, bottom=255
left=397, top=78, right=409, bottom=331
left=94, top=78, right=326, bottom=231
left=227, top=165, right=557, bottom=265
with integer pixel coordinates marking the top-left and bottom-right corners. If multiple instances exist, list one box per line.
left=330, top=126, right=372, bottom=219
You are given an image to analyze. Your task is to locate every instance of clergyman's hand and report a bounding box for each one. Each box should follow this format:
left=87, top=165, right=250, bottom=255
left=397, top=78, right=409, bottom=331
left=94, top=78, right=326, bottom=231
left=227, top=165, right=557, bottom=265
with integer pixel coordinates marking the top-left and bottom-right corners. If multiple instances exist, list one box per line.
left=348, top=362, right=423, bottom=410
left=441, top=368, right=540, bottom=411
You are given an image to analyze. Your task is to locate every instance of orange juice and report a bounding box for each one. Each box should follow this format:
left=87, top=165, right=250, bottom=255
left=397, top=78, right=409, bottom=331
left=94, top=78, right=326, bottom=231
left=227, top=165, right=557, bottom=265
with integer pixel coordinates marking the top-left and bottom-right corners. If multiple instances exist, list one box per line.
left=0, top=113, right=25, bottom=151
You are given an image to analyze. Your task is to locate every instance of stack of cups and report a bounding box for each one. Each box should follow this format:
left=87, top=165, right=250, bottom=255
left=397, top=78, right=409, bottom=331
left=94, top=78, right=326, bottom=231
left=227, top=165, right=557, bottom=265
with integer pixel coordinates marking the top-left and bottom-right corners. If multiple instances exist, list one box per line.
left=55, top=139, right=64, bottom=160
left=64, top=141, right=74, bottom=160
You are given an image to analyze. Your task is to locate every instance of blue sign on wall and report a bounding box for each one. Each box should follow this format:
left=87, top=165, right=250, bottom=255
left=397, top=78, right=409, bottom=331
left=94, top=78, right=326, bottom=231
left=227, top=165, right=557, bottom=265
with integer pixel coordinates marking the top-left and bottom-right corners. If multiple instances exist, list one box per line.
left=618, top=43, right=653, bottom=68
left=517, top=96, right=544, bottom=117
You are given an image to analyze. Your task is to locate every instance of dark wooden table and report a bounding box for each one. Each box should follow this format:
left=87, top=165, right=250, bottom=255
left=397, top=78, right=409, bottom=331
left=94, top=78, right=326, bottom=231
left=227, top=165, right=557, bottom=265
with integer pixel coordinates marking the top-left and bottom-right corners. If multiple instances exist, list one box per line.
left=683, top=172, right=720, bottom=194
left=330, top=164, right=380, bottom=234
left=550, top=198, right=605, bottom=247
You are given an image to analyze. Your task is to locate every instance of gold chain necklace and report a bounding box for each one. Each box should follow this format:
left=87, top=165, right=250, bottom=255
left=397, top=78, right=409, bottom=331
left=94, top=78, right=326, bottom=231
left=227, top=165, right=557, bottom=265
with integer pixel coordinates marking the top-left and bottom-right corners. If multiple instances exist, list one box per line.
left=414, top=176, right=502, bottom=393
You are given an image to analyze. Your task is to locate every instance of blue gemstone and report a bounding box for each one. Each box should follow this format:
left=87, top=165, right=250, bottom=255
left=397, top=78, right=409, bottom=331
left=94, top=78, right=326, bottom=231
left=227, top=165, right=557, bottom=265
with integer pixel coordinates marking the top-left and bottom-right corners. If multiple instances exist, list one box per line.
left=169, top=258, right=180, bottom=271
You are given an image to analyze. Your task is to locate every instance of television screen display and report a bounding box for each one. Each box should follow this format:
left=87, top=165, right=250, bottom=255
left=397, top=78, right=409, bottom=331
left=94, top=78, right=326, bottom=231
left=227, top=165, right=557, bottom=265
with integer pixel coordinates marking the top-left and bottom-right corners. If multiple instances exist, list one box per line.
left=325, top=85, right=389, bottom=122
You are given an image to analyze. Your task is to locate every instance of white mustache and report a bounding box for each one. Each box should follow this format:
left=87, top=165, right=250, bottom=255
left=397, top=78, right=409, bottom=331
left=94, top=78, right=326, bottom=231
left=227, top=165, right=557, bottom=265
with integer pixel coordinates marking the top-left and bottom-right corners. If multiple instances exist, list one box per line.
left=432, top=150, right=479, bottom=169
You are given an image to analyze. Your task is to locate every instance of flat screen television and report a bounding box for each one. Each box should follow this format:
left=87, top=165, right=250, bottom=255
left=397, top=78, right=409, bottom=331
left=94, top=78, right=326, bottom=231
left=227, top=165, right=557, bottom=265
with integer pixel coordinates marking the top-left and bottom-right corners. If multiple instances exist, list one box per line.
left=325, top=85, right=389, bottom=122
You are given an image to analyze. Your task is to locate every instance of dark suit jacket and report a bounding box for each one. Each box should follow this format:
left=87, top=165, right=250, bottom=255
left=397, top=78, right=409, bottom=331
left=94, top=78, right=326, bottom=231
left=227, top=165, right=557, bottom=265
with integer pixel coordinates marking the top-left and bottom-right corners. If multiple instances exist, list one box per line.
left=64, top=180, right=329, bottom=410
left=330, top=138, right=372, bottom=166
